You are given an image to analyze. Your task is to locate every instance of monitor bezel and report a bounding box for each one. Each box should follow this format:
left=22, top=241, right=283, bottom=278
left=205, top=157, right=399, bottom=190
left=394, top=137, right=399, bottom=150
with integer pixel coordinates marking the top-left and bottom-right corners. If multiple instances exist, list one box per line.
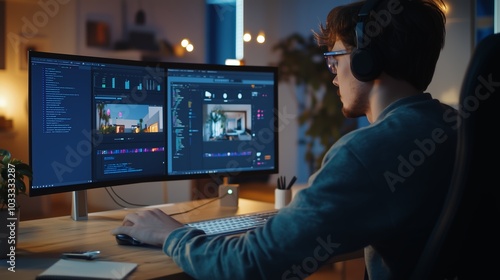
left=28, top=51, right=279, bottom=197
left=28, top=51, right=169, bottom=197
left=162, top=61, right=280, bottom=183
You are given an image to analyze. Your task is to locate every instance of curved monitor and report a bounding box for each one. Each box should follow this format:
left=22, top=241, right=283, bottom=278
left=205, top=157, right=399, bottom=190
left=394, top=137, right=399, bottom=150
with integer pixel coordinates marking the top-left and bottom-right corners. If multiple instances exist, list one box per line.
left=29, top=51, right=167, bottom=197
left=28, top=51, right=279, bottom=211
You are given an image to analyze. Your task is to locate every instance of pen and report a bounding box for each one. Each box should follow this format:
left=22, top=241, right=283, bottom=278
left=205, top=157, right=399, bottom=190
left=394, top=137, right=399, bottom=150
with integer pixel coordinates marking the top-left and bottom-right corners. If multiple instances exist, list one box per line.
left=278, top=176, right=286, bottom=190
left=62, top=250, right=100, bottom=260
left=286, top=176, right=297, bottom=190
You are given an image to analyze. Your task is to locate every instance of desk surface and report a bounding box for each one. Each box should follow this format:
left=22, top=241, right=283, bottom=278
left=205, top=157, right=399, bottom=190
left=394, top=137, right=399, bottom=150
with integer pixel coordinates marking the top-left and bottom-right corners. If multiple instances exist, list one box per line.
left=1, top=198, right=275, bottom=279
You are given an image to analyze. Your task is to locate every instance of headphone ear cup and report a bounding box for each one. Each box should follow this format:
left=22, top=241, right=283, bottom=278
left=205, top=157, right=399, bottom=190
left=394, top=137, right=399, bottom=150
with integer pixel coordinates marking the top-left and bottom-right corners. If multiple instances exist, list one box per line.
left=350, top=48, right=382, bottom=82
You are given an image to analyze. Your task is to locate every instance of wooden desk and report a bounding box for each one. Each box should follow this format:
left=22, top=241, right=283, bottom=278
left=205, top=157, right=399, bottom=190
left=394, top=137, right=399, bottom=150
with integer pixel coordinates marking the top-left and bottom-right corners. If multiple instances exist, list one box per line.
left=0, top=198, right=275, bottom=279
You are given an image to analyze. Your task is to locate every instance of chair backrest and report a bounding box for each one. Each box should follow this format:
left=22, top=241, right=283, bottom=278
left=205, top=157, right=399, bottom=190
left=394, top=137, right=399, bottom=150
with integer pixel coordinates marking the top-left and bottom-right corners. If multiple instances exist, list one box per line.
left=410, top=32, right=500, bottom=280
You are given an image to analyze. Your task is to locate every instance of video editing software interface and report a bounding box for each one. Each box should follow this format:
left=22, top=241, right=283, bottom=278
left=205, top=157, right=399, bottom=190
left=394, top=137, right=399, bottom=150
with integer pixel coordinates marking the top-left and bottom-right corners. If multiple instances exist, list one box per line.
left=166, top=64, right=277, bottom=178
left=29, top=52, right=278, bottom=196
left=29, top=52, right=166, bottom=195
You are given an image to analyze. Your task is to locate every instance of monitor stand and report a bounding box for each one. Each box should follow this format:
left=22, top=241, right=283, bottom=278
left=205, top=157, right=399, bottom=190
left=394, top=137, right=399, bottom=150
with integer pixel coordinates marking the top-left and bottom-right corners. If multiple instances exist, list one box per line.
left=71, top=190, right=89, bottom=221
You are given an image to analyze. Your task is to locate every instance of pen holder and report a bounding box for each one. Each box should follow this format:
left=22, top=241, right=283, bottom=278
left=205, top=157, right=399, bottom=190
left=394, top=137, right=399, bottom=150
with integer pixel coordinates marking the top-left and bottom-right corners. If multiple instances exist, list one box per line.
left=275, top=188, right=292, bottom=209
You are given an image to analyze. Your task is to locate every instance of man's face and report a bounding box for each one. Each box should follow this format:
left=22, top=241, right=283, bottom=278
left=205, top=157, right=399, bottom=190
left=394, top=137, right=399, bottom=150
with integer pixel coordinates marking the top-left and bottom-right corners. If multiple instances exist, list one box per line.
left=330, top=41, right=370, bottom=119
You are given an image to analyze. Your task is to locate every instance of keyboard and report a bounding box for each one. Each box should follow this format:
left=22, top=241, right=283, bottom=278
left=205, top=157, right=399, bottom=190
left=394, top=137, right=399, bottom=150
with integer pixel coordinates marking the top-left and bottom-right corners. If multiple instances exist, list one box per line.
left=185, top=210, right=278, bottom=236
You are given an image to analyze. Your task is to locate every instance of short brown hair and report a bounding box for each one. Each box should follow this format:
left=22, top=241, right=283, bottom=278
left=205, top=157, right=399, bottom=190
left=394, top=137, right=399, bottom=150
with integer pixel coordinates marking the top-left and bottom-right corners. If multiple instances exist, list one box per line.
left=315, top=0, right=446, bottom=91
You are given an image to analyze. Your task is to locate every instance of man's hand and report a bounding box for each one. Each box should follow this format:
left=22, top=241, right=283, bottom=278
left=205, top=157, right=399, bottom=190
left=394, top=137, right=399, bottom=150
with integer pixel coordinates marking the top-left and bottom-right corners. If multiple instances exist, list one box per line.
left=111, top=208, right=184, bottom=247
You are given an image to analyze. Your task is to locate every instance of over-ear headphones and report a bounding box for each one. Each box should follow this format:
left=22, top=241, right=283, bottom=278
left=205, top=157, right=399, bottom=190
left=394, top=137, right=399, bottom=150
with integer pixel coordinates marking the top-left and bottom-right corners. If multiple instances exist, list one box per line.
left=350, top=0, right=384, bottom=81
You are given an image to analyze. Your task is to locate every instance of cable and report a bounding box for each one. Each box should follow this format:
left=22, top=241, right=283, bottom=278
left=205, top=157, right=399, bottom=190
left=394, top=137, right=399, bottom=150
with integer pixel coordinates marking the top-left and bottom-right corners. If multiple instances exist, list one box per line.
left=105, top=187, right=150, bottom=208
left=104, top=187, right=130, bottom=208
left=105, top=186, right=226, bottom=216
left=169, top=193, right=227, bottom=216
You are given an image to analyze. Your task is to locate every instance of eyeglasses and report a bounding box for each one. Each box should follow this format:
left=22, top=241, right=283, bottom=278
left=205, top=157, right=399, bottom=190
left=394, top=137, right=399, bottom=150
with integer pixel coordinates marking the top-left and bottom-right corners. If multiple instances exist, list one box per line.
left=324, top=50, right=351, bottom=74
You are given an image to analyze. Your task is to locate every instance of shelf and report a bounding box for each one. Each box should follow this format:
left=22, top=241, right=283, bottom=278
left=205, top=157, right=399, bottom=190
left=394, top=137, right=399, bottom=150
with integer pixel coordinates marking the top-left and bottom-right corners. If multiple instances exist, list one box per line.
left=0, top=130, right=17, bottom=138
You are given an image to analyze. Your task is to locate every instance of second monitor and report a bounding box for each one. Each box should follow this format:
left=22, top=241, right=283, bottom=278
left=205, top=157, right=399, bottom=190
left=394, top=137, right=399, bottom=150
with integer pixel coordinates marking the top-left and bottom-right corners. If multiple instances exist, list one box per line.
left=165, top=62, right=279, bottom=181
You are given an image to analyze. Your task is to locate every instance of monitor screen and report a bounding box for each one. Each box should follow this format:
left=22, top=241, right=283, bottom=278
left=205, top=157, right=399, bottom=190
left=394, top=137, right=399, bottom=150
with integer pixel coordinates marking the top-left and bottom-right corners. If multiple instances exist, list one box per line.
left=28, top=51, right=279, bottom=199
left=165, top=63, right=279, bottom=181
left=29, top=51, right=167, bottom=196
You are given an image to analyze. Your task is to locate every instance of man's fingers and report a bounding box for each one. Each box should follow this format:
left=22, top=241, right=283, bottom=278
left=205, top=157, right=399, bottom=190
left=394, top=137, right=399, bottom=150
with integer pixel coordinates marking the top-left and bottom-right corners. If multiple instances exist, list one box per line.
left=123, top=220, right=134, bottom=227
left=111, top=226, right=131, bottom=236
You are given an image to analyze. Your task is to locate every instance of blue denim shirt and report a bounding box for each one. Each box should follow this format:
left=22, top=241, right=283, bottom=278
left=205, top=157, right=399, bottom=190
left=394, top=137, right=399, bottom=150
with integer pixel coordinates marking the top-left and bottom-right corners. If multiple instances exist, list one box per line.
left=164, top=93, right=458, bottom=280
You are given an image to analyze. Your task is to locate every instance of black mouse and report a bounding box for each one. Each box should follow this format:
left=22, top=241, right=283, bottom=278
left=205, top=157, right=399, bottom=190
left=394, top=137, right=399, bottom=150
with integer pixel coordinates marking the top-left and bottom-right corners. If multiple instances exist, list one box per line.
left=115, top=234, right=144, bottom=246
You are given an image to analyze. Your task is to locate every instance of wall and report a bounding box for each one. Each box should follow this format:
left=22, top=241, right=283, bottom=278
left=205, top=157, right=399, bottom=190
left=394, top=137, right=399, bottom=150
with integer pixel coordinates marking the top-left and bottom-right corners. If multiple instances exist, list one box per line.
left=69, top=0, right=207, bottom=213
left=0, top=0, right=474, bottom=219
left=74, top=0, right=206, bottom=63
left=243, top=0, right=353, bottom=184
left=1, top=0, right=205, bottom=219
left=244, top=0, right=473, bottom=184
left=1, top=0, right=77, bottom=160
left=1, top=0, right=79, bottom=220
left=243, top=0, right=473, bottom=103
left=428, top=0, right=473, bottom=106
left=497, top=1, right=500, bottom=32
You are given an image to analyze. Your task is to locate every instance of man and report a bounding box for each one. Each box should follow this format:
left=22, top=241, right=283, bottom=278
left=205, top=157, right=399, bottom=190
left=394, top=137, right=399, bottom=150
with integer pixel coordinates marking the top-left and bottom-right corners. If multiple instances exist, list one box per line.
left=112, top=0, right=455, bottom=279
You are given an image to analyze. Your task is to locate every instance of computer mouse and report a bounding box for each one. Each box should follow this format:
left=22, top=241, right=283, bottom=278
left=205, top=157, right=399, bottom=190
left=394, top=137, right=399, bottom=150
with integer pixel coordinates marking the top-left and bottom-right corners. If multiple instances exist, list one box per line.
left=115, top=234, right=144, bottom=246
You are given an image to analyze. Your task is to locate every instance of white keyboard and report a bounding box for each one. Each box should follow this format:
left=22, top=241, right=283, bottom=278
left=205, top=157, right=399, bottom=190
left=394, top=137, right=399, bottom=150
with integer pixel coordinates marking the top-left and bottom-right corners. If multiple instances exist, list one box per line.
left=186, top=210, right=277, bottom=236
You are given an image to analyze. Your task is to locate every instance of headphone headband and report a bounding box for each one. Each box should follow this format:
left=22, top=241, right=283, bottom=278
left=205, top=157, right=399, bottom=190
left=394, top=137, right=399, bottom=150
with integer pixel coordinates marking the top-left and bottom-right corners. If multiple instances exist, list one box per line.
left=356, top=0, right=381, bottom=48
left=351, top=0, right=384, bottom=81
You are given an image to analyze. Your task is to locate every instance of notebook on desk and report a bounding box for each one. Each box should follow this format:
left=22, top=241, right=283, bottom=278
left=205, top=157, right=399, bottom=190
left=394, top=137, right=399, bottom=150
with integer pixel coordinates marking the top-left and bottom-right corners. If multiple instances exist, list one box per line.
left=36, top=259, right=137, bottom=279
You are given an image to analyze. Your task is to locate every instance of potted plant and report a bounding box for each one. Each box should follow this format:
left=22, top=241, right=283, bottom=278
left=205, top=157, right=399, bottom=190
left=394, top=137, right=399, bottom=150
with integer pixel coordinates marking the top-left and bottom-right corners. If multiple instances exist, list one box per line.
left=0, top=149, right=32, bottom=211
left=0, top=148, right=33, bottom=257
left=272, top=33, right=357, bottom=174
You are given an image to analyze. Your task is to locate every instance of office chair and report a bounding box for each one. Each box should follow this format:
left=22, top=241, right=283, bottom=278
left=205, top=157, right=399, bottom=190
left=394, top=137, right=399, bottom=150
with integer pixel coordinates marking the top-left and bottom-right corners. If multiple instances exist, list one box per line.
left=410, top=32, right=500, bottom=279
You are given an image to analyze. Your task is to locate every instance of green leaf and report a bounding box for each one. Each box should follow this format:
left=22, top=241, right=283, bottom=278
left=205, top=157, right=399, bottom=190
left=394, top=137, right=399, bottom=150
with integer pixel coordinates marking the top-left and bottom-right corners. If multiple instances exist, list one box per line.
left=0, top=149, right=31, bottom=208
left=272, top=33, right=357, bottom=174
left=0, top=149, right=12, bottom=166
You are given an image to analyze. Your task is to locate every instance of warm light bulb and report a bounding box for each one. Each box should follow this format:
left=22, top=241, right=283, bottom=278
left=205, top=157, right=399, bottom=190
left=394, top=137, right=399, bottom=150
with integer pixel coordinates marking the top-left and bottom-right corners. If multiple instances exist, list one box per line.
left=225, top=59, right=242, bottom=65
left=256, top=33, right=265, bottom=44
left=186, top=44, right=194, bottom=52
left=243, top=33, right=252, bottom=42
left=181, top=39, right=189, bottom=48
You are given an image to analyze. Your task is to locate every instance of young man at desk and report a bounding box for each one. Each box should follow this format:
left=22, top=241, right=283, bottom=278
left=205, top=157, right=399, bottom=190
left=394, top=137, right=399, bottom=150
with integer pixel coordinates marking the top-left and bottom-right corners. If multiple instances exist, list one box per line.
left=113, top=0, right=456, bottom=279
